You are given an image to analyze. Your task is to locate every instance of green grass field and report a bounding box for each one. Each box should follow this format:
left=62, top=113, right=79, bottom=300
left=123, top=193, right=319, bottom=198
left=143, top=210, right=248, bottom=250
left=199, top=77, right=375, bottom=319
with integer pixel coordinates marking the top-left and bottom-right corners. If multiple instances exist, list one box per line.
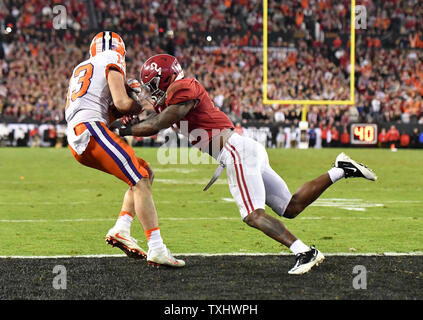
left=0, top=147, right=422, bottom=256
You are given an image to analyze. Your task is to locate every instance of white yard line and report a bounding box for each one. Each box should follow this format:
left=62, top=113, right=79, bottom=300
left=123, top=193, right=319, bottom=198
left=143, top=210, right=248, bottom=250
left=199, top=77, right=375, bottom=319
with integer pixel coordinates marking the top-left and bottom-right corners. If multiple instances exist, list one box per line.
left=153, top=168, right=199, bottom=174
left=0, top=216, right=420, bottom=223
left=154, top=178, right=227, bottom=185
left=0, top=218, right=117, bottom=223
left=1, top=198, right=421, bottom=207
left=0, top=201, right=114, bottom=206
left=1, top=178, right=224, bottom=185
left=0, top=252, right=422, bottom=259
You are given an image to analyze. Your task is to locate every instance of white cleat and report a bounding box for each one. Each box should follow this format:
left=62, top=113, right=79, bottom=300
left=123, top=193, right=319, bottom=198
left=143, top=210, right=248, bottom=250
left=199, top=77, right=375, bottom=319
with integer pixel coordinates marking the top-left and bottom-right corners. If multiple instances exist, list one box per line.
left=105, top=228, right=147, bottom=260
left=335, top=152, right=377, bottom=181
left=288, top=246, right=325, bottom=275
left=147, top=245, right=185, bottom=268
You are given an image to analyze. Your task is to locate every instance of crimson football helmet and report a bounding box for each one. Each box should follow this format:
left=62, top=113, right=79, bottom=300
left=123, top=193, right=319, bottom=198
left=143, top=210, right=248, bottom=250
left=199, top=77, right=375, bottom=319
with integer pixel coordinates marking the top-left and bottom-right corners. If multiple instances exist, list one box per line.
left=140, top=54, right=184, bottom=106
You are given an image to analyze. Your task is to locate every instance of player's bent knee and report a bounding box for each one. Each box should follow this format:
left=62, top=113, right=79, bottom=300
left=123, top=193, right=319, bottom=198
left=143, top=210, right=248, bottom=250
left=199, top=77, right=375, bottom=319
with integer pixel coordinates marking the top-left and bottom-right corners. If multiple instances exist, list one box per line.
left=243, top=209, right=266, bottom=228
left=132, top=177, right=152, bottom=193
left=283, top=209, right=297, bottom=219
left=268, top=203, right=286, bottom=217
left=283, top=201, right=304, bottom=219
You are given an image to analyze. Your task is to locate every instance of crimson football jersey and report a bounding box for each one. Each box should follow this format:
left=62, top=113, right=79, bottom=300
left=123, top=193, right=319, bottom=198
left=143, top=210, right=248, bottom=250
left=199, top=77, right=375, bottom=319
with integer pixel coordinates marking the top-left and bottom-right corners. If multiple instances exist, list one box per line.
left=154, top=78, right=234, bottom=149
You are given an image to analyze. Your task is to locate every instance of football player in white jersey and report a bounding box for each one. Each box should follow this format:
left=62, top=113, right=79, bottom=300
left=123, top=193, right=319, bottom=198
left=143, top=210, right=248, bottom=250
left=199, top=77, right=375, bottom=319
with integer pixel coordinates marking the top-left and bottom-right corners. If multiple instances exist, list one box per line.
left=65, top=31, right=184, bottom=267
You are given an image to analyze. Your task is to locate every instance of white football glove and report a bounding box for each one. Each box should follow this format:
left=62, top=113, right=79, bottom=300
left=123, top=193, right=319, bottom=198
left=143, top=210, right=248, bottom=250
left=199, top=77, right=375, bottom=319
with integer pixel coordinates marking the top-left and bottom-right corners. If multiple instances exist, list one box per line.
left=127, top=78, right=154, bottom=108
left=126, top=78, right=142, bottom=103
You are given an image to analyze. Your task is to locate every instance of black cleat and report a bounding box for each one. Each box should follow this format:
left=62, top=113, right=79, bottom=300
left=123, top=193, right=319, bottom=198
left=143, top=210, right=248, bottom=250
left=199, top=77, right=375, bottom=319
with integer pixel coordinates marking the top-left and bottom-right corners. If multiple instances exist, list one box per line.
left=335, top=153, right=377, bottom=181
left=288, top=246, right=325, bottom=275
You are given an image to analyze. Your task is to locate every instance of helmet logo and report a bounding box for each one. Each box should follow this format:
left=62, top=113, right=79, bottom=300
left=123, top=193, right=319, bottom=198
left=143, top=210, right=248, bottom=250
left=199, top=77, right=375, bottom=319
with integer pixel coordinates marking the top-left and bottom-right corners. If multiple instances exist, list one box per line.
left=104, top=32, right=111, bottom=42
left=150, top=62, right=162, bottom=76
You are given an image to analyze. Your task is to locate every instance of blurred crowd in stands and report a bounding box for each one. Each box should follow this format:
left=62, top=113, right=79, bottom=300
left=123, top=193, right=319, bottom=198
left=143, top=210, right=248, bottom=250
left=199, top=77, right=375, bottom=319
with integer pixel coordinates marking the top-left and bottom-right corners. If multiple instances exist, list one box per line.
left=1, top=0, right=423, bottom=148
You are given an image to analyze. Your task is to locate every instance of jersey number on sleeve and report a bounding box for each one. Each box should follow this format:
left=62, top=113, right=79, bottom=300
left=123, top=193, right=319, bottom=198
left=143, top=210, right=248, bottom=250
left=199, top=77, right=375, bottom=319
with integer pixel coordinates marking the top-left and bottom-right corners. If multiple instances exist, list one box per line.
left=71, top=63, right=94, bottom=102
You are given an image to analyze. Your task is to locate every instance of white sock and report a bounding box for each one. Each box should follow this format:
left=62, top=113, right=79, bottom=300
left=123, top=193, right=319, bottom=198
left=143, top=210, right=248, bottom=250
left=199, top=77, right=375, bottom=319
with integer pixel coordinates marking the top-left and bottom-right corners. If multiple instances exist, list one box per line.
left=114, top=211, right=134, bottom=232
left=146, top=228, right=164, bottom=250
left=328, top=167, right=345, bottom=183
left=289, top=239, right=310, bottom=255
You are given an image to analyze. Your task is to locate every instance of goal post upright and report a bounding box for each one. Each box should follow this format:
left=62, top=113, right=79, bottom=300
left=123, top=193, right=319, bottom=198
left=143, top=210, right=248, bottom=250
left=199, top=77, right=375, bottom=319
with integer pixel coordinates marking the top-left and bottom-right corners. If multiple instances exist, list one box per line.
left=262, top=0, right=356, bottom=106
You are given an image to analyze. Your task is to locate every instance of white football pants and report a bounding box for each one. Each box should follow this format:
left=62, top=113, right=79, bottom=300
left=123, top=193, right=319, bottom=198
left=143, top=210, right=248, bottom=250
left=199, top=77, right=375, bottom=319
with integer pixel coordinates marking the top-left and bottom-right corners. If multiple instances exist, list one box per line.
left=218, top=133, right=292, bottom=219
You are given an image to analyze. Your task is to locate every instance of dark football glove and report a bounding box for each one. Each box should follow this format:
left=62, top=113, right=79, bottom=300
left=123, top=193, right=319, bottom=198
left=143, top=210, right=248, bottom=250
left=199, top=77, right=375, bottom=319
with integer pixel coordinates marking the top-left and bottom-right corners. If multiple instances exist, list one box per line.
left=109, top=119, right=133, bottom=136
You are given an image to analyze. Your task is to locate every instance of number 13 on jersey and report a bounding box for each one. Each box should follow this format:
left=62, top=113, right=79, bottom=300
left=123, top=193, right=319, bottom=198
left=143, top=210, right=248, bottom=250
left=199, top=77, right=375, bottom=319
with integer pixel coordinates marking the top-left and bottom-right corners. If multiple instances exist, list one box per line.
left=65, top=63, right=94, bottom=109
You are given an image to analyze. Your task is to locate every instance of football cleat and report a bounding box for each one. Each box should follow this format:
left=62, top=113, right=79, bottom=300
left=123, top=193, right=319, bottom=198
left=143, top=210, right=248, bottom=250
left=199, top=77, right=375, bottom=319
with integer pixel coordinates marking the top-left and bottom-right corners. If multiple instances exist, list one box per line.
left=335, top=152, right=377, bottom=181
left=288, top=246, right=325, bottom=275
left=105, top=228, right=147, bottom=260
left=147, top=245, right=185, bottom=268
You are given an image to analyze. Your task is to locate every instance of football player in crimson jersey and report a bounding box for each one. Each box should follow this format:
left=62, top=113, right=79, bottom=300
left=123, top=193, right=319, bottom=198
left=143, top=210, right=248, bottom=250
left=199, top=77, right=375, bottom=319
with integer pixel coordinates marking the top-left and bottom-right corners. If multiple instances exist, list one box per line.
left=114, top=54, right=377, bottom=274
left=65, top=33, right=184, bottom=268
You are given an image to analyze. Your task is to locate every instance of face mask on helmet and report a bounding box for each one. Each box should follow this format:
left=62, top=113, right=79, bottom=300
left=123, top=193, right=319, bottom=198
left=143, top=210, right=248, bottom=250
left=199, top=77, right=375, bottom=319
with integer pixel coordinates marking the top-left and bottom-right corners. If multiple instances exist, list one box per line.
left=143, top=76, right=166, bottom=106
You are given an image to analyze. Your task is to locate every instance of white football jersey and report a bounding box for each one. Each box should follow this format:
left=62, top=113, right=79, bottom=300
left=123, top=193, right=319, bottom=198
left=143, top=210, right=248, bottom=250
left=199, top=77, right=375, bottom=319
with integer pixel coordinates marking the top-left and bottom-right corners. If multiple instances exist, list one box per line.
left=65, top=50, right=126, bottom=129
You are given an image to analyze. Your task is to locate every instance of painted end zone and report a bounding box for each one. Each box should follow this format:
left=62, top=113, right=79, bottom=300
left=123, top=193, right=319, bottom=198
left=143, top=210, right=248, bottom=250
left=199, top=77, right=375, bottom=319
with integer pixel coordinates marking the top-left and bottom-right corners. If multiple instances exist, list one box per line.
left=0, top=255, right=421, bottom=300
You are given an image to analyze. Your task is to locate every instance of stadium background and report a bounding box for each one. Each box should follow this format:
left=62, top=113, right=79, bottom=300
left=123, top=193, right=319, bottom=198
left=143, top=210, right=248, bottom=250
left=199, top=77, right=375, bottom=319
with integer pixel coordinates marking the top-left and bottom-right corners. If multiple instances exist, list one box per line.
left=1, top=0, right=423, bottom=149
left=0, top=0, right=422, bottom=302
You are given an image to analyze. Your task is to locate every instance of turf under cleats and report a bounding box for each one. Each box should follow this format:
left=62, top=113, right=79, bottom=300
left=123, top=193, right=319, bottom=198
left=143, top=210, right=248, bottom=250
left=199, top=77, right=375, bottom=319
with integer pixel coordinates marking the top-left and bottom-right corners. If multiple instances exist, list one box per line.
left=335, top=152, right=377, bottom=181
left=147, top=245, right=185, bottom=268
left=288, top=246, right=325, bottom=275
left=105, top=228, right=147, bottom=260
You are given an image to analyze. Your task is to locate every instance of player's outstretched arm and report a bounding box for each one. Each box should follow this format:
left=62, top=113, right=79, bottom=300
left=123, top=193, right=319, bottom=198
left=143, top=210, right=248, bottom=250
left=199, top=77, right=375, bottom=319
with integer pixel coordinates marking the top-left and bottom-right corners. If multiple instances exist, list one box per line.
left=122, top=100, right=196, bottom=137
left=108, top=69, right=142, bottom=115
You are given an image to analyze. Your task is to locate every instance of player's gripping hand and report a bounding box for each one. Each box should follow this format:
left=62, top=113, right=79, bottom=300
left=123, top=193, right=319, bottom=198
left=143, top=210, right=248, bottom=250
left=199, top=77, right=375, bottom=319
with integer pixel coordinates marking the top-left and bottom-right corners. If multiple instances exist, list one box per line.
left=127, top=78, right=155, bottom=109
left=121, top=114, right=140, bottom=126
left=109, top=119, right=134, bottom=137
left=127, top=78, right=141, bottom=92
left=126, top=78, right=143, bottom=105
